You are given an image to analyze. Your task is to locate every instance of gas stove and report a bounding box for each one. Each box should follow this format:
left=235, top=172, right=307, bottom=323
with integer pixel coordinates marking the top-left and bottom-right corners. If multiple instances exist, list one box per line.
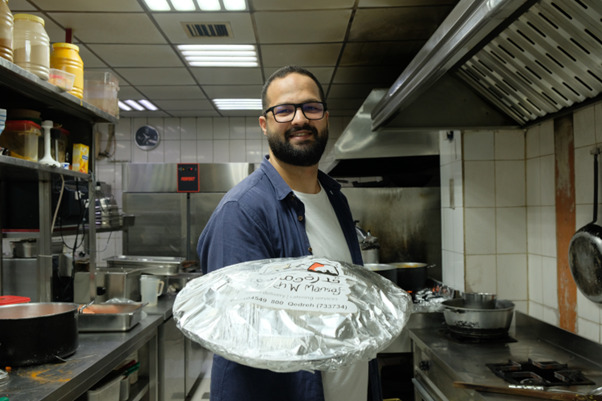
left=487, top=359, right=595, bottom=386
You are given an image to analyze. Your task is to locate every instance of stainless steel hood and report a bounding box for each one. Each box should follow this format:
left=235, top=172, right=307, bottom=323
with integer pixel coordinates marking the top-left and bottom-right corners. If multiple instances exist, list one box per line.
left=372, top=0, right=602, bottom=130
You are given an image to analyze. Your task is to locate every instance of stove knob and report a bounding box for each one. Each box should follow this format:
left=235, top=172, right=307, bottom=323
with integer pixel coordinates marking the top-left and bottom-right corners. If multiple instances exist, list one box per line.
left=418, top=360, right=431, bottom=371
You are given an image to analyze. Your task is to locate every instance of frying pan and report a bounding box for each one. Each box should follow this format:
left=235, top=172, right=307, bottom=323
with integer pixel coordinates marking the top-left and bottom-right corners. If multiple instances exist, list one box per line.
left=569, top=149, right=602, bottom=303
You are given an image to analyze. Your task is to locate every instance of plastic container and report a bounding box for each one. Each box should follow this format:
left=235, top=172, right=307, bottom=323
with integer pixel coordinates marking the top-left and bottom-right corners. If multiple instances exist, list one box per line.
left=84, top=71, right=119, bottom=116
left=48, top=68, right=75, bottom=91
left=0, top=119, right=42, bottom=161
left=13, top=13, right=50, bottom=80
left=50, top=42, right=83, bottom=98
left=71, top=143, right=89, bottom=173
left=0, top=0, right=13, bottom=62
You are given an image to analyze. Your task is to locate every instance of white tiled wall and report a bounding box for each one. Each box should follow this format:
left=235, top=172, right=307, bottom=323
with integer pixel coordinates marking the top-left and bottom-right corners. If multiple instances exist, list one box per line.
left=92, top=115, right=350, bottom=266
left=440, top=100, right=602, bottom=342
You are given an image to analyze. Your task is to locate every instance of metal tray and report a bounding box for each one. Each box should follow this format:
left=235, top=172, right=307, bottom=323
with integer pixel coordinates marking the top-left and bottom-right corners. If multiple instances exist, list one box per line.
left=78, top=303, right=144, bottom=332
left=105, top=255, right=184, bottom=275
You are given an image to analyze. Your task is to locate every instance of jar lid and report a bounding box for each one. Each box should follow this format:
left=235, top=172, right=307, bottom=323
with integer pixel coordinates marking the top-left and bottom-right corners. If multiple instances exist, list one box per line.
left=13, top=13, right=45, bottom=26
left=52, top=42, right=79, bottom=52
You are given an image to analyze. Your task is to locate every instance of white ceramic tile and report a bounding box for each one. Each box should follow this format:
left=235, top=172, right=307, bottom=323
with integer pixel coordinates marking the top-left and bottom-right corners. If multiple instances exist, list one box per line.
left=180, top=118, right=196, bottom=141
left=577, top=290, right=602, bottom=323
left=440, top=164, right=451, bottom=209
left=464, top=207, right=496, bottom=255
left=440, top=208, right=452, bottom=251
left=163, top=118, right=180, bottom=141
left=513, top=300, right=528, bottom=315
left=573, top=104, right=596, bottom=148
left=164, top=140, right=181, bottom=162
left=528, top=254, right=543, bottom=303
left=439, top=131, right=456, bottom=166
left=539, top=119, right=555, bottom=156
left=525, top=124, right=540, bottom=159
left=463, top=130, right=494, bottom=161
left=528, top=301, right=544, bottom=321
left=114, top=142, right=131, bottom=162
left=213, top=118, right=229, bottom=139
left=196, top=140, right=214, bottom=162
left=497, top=254, right=528, bottom=300
left=495, top=129, right=524, bottom=160
left=114, top=117, right=131, bottom=141
left=178, top=140, right=196, bottom=163
left=246, top=140, right=263, bottom=163
left=526, top=158, right=541, bottom=206
left=246, top=116, right=262, bottom=140
left=527, top=206, right=543, bottom=255
left=229, top=139, right=246, bottom=162
left=540, top=206, right=557, bottom=258
left=541, top=256, right=558, bottom=308
left=464, top=161, right=495, bottom=207
left=132, top=146, right=148, bottom=163
left=213, top=140, right=230, bottom=162
left=452, top=160, right=464, bottom=209
left=452, top=207, right=464, bottom=254
left=465, top=254, right=497, bottom=293
left=577, top=318, right=600, bottom=343
left=229, top=117, right=246, bottom=140
left=495, top=160, right=525, bottom=207
left=196, top=118, right=214, bottom=140
left=147, top=146, right=164, bottom=163
left=539, top=155, right=555, bottom=207
left=496, top=207, right=527, bottom=254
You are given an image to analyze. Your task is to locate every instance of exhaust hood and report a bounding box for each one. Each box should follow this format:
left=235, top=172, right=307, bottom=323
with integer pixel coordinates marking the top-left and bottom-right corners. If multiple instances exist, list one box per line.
left=372, top=0, right=602, bottom=130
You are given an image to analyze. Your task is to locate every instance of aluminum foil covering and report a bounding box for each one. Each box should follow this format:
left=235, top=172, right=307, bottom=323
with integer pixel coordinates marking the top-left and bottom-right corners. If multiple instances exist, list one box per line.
left=173, top=256, right=412, bottom=373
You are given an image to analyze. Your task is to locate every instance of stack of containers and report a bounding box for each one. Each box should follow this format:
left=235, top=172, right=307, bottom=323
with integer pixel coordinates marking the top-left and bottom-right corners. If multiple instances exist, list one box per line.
left=0, top=109, right=42, bottom=161
left=84, top=71, right=119, bottom=116
left=12, top=13, right=49, bottom=80
left=0, top=0, right=13, bottom=62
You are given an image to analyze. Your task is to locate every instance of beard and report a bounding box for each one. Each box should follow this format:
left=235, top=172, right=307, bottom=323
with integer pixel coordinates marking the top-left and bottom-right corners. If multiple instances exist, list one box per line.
left=267, top=124, right=329, bottom=167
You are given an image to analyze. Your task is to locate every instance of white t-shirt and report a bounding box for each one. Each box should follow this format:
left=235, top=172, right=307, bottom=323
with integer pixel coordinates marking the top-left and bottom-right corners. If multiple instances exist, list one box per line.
left=293, top=185, right=368, bottom=401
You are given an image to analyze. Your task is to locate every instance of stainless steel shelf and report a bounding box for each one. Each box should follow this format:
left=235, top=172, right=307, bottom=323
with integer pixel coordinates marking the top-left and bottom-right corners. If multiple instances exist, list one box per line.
left=0, top=57, right=118, bottom=124
left=0, top=155, right=90, bottom=181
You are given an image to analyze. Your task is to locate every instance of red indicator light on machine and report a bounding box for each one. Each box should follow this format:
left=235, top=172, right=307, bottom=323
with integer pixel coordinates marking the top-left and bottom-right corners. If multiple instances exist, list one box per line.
left=177, top=163, right=200, bottom=192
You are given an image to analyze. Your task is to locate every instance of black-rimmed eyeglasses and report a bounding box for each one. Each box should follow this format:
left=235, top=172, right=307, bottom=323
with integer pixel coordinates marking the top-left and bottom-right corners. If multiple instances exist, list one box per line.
left=264, top=102, right=327, bottom=123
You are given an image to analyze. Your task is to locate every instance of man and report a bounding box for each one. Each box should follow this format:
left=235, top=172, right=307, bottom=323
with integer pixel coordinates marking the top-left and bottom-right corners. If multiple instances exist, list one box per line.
left=197, top=65, right=382, bottom=401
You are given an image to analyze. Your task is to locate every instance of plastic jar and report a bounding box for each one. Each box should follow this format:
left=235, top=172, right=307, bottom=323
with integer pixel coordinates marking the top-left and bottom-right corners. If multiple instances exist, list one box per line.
left=50, top=42, right=84, bottom=99
left=13, top=13, right=49, bottom=80
left=0, top=0, right=13, bottom=62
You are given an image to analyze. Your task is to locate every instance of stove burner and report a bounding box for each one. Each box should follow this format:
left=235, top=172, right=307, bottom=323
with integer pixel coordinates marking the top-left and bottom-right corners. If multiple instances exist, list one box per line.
left=487, top=359, right=595, bottom=386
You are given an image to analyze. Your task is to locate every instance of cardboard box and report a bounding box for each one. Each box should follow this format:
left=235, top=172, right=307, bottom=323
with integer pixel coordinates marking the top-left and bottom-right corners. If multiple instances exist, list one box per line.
left=72, top=143, right=89, bottom=173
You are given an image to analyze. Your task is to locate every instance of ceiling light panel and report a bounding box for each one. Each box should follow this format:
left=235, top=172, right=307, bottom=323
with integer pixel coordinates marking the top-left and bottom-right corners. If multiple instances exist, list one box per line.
left=214, top=98, right=262, bottom=110
left=178, top=44, right=258, bottom=67
left=171, top=0, right=196, bottom=11
left=144, top=0, right=171, bottom=11
left=145, top=0, right=247, bottom=11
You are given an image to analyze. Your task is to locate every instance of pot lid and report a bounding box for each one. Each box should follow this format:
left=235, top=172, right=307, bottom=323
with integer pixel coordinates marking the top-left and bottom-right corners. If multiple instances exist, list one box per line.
left=173, top=256, right=412, bottom=372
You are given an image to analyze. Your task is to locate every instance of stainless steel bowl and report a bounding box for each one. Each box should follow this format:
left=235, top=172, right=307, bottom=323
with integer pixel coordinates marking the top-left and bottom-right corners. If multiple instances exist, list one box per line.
left=442, top=298, right=514, bottom=338
left=462, top=292, right=497, bottom=309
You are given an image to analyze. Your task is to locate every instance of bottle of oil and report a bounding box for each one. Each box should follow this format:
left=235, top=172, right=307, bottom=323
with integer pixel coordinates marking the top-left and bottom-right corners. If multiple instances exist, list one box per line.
left=51, top=43, right=84, bottom=99
left=0, top=0, right=13, bottom=62
left=13, top=13, right=50, bottom=80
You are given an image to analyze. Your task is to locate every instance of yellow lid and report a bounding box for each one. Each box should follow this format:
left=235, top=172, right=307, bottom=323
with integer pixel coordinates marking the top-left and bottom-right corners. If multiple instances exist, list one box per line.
left=13, top=13, right=45, bottom=26
left=52, top=42, right=79, bottom=52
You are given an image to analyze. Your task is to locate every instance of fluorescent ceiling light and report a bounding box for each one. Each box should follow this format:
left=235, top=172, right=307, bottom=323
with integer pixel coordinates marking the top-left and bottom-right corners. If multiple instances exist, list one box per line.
left=171, top=0, right=195, bottom=10
left=223, top=0, right=246, bottom=10
left=118, top=101, right=132, bottom=111
left=123, top=100, right=158, bottom=111
left=177, top=44, right=258, bottom=67
left=196, top=0, right=220, bottom=10
left=214, top=98, right=262, bottom=110
left=138, top=99, right=158, bottom=111
left=143, top=0, right=170, bottom=11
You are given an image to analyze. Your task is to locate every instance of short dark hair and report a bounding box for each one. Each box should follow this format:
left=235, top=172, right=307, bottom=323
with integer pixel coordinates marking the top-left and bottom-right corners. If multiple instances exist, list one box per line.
left=261, top=65, right=325, bottom=111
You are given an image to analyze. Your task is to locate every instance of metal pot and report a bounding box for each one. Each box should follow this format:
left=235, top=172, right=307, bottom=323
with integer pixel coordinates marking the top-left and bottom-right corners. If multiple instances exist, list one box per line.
left=441, top=299, right=514, bottom=338
left=0, top=302, right=79, bottom=366
left=569, top=150, right=602, bottom=303
left=364, top=263, right=397, bottom=283
left=389, top=262, right=434, bottom=292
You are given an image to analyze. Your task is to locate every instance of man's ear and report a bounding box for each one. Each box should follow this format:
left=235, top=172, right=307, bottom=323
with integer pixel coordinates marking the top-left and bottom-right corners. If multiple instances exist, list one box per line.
left=259, top=115, right=267, bottom=136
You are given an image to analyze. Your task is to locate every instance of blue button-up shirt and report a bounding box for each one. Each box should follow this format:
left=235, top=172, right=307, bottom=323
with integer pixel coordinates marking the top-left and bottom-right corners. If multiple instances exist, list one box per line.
left=197, top=156, right=382, bottom=401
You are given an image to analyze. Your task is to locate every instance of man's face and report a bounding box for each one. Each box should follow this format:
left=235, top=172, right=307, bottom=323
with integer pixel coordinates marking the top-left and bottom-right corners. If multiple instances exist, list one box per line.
left=259, top=73, right=329, bottom=167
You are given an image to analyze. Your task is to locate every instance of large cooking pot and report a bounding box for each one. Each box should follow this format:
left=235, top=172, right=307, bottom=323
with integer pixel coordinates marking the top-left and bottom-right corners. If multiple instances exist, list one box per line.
left=389, top=262, right=434, bottom=292
left=441, top=298, right=514, bottom=338
left=364, top=263, right=397, bottom=283
left=0, top=302, right=79, bottom=366
left=569, top=150, right=602, bottom=303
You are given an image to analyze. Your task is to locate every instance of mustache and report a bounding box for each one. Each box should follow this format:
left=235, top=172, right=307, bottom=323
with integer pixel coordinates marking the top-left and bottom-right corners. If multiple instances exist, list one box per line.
left=286, top=125, right=318, bottom=138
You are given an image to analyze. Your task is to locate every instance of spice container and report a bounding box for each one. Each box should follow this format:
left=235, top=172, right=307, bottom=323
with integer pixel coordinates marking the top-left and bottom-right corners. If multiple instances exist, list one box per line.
left=0, top=0, right=13, bottom=62
left=0, top=119, right=42, bottom=161
left=50, top=42, right=84, bottom=98
left=84, top=71, right=120, bottom=116
left=13, top=13, right=50, bottom=80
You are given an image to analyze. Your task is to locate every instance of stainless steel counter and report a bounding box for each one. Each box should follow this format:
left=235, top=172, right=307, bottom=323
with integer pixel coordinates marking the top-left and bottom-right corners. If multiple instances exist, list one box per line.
left=409, top=311, right=602, bottom=400
left=0, top=296, right=178, bottom=401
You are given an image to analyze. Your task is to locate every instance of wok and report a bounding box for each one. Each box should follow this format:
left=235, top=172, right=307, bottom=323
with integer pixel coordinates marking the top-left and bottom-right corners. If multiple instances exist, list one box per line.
left=569, top=149, right=602, bottom=303
left=441, top=298, right=514, bottom=338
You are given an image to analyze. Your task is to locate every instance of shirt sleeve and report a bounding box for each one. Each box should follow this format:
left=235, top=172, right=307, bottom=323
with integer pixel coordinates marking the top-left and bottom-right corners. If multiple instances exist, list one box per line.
left=197, top=199, right=274, bottom=273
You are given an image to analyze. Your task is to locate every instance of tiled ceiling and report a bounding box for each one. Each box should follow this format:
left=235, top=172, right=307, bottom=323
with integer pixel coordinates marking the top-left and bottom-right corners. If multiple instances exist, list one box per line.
left=10, top=0, right=460, bottom=118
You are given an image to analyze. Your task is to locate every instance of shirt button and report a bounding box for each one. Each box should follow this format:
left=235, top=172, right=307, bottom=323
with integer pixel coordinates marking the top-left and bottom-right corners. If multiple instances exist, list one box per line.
left=298, top=215, right=304, bottom=222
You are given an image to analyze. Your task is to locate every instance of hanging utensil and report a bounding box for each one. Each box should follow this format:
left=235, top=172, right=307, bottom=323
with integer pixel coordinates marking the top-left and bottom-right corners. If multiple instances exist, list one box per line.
left=569, top=147, right=602, bottom=303
left=454, top=381, right=602, bottom=400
